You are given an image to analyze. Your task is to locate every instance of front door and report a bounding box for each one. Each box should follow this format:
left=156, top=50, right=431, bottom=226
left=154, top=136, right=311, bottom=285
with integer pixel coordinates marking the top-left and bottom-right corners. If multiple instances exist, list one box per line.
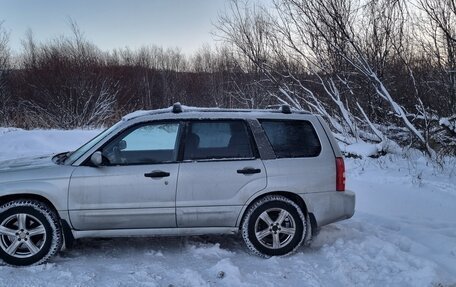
left=68, top=121, right=181, bottom=230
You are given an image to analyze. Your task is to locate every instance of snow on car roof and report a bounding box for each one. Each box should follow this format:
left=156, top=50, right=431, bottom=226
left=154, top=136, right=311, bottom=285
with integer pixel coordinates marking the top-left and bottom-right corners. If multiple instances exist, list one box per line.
left=122, top=103, right=309, bottom=121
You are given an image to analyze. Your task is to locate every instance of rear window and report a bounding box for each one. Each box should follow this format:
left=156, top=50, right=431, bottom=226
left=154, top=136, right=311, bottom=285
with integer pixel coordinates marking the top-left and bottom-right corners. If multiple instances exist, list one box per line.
left=260, top=120, right=321, bottom=158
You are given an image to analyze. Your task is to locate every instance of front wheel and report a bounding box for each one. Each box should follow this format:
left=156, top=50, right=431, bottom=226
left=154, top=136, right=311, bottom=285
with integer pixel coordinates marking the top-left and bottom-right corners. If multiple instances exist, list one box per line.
left=0, top=200, right=62, bottom=266
left=242, top=195, right=306, bottom=257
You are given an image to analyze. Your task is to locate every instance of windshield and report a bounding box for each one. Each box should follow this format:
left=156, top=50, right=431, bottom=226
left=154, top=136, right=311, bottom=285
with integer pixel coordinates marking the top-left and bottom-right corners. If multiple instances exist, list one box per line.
left=64, top=121, right=124, bottom=165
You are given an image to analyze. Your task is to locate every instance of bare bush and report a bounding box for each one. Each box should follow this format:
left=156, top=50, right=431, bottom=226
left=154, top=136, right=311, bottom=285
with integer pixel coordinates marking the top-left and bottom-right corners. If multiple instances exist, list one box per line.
left=215, top=0, right=456, bottom=158
left=0, top=10, right=454, bottom=156
left=0, top=21, right=12, bottom=126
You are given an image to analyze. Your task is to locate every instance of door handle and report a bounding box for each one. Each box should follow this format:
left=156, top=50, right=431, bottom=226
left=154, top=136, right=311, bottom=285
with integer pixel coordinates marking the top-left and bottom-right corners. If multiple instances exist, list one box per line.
left=144, top=170, right=170, bottom=178
left=237, top=167, right=261, bottom=175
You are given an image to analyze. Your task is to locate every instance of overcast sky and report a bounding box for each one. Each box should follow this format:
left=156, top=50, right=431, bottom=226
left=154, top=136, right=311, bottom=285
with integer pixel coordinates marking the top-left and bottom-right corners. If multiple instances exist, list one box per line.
left=0, top=0, right=227, bottom=54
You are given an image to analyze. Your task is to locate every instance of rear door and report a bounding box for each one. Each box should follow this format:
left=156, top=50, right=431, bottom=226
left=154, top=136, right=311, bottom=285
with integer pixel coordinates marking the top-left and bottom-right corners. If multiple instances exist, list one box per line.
left=176, top=119, right=266, bottom=227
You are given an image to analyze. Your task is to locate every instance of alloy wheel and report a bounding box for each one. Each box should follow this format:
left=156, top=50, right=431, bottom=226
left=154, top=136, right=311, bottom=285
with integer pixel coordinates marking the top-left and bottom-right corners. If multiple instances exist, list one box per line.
left=254, top=208, right=296, bottom=249
left=0, top=213, right=47, bottom=258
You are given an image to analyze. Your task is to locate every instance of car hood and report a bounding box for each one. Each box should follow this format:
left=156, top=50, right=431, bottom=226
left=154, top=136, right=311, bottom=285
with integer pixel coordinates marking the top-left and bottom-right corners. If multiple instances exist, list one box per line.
left=0, top=154, right=76, bottom=184
left=0, top=154, right=56, bottom=172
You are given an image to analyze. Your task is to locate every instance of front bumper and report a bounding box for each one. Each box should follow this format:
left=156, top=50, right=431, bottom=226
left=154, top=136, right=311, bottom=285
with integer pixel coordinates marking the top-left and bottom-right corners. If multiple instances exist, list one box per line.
left=301, top=190, right=355, bottom=228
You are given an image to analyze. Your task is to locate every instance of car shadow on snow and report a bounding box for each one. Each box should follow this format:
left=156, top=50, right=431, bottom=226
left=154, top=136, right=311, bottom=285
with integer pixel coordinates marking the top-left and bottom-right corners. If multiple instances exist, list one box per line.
left=55, top=220, right=362, bottom=262
left=57, top=234, right=245, bottom=260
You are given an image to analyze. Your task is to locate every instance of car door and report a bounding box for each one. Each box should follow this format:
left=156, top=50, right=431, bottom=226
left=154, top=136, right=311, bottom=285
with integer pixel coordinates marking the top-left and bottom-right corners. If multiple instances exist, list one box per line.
left=68, top=121, right=182, bottom=230
left=176, top=119, right=267, bottom=227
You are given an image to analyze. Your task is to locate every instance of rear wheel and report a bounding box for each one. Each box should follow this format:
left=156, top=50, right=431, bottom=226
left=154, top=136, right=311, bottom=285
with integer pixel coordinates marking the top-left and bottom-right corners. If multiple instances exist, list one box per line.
left=242, top=195, right=306, bottom=257
left=0, top=200, right=62, bottom=266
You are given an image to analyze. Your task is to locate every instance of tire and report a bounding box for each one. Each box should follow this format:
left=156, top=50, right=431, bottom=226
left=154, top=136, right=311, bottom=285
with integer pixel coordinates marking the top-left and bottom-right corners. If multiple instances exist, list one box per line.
left=242, top=195, right=306, bottom=257
left=0, top=199, right=63, bottom=266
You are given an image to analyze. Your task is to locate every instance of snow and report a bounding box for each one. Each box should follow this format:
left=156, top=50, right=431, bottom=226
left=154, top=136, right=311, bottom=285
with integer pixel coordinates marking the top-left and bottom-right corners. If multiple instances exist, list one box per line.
left=122, top=107, right=173, bottom=121
left=439, top=117, right=456, bottom=133
left=121, top=105, right=309, bottom=122
left=0, top=128, right=455, bottom=286
left=339, top=139, right=403, bottom=158
left=0, top=128, right=102, bottom=161
left=341, top=142, right=380, bottom=158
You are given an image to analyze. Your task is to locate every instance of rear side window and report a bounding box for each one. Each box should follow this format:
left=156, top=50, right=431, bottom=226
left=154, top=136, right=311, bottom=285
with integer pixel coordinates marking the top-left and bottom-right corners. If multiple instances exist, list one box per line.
left=184, top=120, right=254, bottom=160
left=260, top=120, right=321, bottom=158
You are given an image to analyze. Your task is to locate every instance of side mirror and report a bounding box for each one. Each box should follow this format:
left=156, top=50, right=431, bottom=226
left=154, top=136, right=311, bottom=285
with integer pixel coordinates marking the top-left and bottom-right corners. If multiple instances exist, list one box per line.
left=118, top=140, right=127, bottom=150
left=90, top=151, right=103, bottom=166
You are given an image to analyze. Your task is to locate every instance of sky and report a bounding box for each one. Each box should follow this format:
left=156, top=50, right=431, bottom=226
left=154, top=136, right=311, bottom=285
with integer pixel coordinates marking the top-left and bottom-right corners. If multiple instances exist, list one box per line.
left=0, top=0, right=228, bottom=55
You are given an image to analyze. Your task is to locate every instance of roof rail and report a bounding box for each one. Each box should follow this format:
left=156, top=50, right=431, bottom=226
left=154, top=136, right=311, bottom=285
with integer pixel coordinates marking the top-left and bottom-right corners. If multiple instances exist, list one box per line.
left=122, top=102, right=309, bottom=121
left=280, top=104, right=291, bottom=114
left=172, top=102, right=183, bottom=113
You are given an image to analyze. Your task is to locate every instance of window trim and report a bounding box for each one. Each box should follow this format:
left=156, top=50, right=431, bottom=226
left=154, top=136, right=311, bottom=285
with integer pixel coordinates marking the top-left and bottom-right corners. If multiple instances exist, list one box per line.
left=180, top=119, right=259, bottom=162
left=246, top=119, right=276, bottom=160
left=259, top=119, right=322, bottom=159
left=83, top=120, right=184, bottom=166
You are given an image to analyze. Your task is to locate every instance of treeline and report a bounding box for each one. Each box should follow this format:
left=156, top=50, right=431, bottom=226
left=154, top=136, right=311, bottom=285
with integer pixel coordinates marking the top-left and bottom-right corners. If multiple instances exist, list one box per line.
left=214, top=0, right=456, bottom=157
left=0, top=25, right=245, bottom=128
left=0, top=0, right=455, bottom=157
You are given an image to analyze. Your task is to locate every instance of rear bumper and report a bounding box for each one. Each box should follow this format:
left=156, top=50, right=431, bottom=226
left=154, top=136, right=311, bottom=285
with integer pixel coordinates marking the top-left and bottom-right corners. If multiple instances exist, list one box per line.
left=300, top=190, right=355, bottom=228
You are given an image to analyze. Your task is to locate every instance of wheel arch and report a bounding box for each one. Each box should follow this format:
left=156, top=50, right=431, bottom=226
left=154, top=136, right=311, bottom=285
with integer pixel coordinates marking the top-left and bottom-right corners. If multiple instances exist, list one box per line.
left=0, top=193, right=64, bottom=265
left=237, top=191, right=309, bottom=229
left=0, top=193, right=59, bottom=216
left=0, top=193, right=75, bottom=249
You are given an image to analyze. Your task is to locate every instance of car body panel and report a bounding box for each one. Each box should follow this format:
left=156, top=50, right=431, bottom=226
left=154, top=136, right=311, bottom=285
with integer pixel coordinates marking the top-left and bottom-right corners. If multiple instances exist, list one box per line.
left=315, top=115, right=343, bottom=158
left=0, top=107, right=356, bottom=242
left=257, top=116, right=336, bottom=196
left=0, top=155, right=56, bottom=173
left=0, top=156, right=75, bottom=211
left=176, top=159, right=266, bottom=227
left=68, top=163, right=179, bottom=230
left=301, top=190, right=356, bottom=226
left=72, top=227, right=239, bottom=239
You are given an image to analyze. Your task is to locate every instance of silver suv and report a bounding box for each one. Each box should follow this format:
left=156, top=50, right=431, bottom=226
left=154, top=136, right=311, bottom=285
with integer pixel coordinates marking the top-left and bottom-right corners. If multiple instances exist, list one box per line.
left=0, top=104, right=355, bottom=266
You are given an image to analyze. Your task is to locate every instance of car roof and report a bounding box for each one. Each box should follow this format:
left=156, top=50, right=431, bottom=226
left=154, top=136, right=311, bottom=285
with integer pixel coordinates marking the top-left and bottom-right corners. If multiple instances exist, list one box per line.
left=122, top=103, right=313, bottom=122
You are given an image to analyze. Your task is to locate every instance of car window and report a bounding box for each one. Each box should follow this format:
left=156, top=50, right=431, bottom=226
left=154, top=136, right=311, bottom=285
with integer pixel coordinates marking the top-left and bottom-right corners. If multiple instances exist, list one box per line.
left=64, top=121, right=123, bottom=165
left=103, top=122, right=179, bottom=165
left=260, top=120, right=321, bottom=158
left=184, top=120, right=254, bottom=160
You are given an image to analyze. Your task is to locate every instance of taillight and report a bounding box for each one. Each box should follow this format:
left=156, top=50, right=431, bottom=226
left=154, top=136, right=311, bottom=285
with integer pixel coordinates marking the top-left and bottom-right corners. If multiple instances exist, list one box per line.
left=336, top=157, right=345, bottom=192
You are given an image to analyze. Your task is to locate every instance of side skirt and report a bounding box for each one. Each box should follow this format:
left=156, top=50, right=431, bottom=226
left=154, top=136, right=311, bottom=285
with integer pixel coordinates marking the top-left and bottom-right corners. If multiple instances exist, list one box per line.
left=72, top=227, right=239, bottom=239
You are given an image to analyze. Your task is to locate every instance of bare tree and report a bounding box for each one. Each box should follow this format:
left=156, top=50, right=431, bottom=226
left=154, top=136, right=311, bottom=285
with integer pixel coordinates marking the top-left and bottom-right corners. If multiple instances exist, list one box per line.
left=0, top=21, right=12, bottom=126
left=416, top=0, right=456, bottom=134
left=0, top=9, right=454, bottom=156
left=17, top=23, right=119, bottom=128
left=216, top=0, right=444, bottom=157
left=216, top=0, right=396, bottom=152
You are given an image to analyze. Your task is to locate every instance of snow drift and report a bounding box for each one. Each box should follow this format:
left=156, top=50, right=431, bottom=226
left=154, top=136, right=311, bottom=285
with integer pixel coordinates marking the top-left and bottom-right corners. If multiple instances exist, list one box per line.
left=0, top=128, right=455, bottom=287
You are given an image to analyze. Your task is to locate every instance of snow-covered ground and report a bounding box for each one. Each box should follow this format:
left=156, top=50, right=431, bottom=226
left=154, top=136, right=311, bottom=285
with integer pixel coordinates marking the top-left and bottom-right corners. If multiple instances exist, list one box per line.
left=0, top=128, right=455, bottom=287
